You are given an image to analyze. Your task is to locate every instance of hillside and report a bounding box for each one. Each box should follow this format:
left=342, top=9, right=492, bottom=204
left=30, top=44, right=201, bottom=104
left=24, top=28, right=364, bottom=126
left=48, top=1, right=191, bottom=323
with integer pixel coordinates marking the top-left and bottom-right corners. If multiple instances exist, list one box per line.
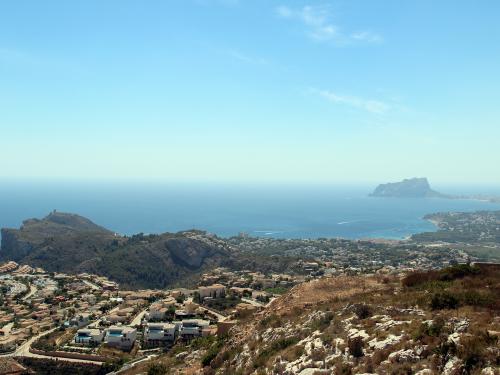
left=128, top=264, right=500, bottom=374
left=370, top=178, right=446, bottom=198
left=0, top=212, right=295, bottom=289
left=0, top=211, right=116, bottom=264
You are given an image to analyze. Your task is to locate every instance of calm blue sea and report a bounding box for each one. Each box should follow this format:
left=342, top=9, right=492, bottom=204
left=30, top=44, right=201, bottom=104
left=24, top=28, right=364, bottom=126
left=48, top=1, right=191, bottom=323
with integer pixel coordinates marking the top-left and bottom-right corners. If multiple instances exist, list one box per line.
left=1, top=181, right=499, bottom=240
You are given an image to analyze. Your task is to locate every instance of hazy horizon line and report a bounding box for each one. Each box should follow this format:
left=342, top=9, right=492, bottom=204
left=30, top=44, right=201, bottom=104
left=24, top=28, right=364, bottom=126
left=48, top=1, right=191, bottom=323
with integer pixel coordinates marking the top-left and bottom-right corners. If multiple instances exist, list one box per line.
left=1, top=176, right=500, bottom=190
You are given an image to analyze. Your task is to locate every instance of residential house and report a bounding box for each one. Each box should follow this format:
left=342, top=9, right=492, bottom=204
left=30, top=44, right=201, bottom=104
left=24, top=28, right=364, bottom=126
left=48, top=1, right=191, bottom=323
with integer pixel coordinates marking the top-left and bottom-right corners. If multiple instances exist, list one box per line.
left=74, top=328, right=104, bottom=345
left=105, top=326, right=137, bottom=350
left=144, top=323, right=177, bottom=347
left=179, top=319, right=210, bottom=339
left=198, top=284, right=225, bottom=299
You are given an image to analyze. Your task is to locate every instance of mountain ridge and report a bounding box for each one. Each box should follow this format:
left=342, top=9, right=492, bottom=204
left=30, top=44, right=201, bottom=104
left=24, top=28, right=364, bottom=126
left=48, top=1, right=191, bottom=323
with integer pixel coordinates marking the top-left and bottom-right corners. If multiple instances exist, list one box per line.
left=0, top=212, right=295, bottom=289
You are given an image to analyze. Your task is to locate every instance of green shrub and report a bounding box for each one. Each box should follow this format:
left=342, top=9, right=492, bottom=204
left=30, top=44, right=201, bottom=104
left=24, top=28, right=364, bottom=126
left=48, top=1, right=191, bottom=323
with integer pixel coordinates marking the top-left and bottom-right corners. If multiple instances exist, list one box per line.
left=259, top=314, right=282, bottom=328
left=427, top=317, right=445, bottom=336
left=202, top=345, right=221, bottom=367
left=460, top=290, right=494, bottom=307
left=348, top=336, right=364, bottom=358
left=412, top=317, right=447, bottom=343
left=353, top=304, right=373, bottom=319
left=190, top=336, right=216, bottom=350
left=458, top=332, right=498, bottom=372
left=200, top=338, right=225, bottom=367
left=440, top=264, right=479, bottom=281
left=147, top=363, right=168, bottom=375
left=334, top=362, right=353, bottom=374
left=310, top=311, right=334, bottom=331
left=430, top=292, right=459, bottom=310
left=402, top=270, right=440, bottom=287
left=403, top=265, right=480, bottom=288
left=253, top=337, right=299, bottom=368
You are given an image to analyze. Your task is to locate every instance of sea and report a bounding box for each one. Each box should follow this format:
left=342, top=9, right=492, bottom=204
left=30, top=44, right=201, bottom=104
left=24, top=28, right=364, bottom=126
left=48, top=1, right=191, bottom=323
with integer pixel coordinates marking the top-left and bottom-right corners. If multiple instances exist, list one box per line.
left=1, top=180, right=499, bottom=240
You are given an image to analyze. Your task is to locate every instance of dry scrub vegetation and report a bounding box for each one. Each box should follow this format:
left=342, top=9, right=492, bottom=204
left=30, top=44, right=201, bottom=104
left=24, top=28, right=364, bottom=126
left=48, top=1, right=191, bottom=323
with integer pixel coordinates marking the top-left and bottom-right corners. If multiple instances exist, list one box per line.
left=124, top=264, right=499, bottom=374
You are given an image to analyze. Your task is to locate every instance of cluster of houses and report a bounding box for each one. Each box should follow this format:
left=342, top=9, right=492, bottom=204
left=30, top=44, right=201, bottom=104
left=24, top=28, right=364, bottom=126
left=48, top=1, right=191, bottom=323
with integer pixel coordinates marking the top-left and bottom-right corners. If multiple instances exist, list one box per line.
left=0, top=260, right=278, bottom=357
left=72, top=319, right=213, bottom=351
left=227, top=235, right=477, bottom=275
left=0, top=262, right=19, bottom=274
left=0, top=263, right=122, bottom=353
left=199, top=268, right=300, bottom=292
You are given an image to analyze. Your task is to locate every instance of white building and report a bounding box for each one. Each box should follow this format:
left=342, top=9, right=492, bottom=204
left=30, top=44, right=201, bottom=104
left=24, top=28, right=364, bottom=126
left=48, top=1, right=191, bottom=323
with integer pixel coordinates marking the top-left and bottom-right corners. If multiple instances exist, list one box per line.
left=179, top=319, right=210, bottom=339
left=198, top=284, right=225, bottom=299
left=74, top=329, right=104, bottom=345
left=144, top=322, right=177, bottom=346
left=105, top=326, right=137, bottom=350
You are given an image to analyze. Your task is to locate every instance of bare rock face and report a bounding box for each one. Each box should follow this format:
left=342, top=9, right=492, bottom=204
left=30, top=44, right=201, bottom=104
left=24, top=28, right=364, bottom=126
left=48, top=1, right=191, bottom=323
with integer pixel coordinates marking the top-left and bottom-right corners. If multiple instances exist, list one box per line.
left=388, top=349, right=420, bottom=363
left=0, top=228, right=34, bottom=261
left=165, top=237, right=216, bottom=269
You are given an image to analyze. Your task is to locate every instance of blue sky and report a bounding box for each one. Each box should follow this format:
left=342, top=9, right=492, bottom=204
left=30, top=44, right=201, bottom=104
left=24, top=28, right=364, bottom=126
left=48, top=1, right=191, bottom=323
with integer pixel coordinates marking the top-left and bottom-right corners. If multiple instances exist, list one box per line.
left=1, top=0, right=499, bottom=185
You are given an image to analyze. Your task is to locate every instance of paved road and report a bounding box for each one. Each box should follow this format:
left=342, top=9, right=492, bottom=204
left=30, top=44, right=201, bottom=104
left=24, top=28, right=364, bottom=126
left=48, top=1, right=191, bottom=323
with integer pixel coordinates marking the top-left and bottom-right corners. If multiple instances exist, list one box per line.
left=0, top=327, right=104, bottom=364
left=22, top=284, right=37, bottom=301
left=12, top=327, right=58, bottom=357
left=82, top=280, right=100, bottom=291
left=130, top=307, right=148, bottom=326
left=201, top=306, right=227, bottom=322
left=111, top=354, right=158, bottom=374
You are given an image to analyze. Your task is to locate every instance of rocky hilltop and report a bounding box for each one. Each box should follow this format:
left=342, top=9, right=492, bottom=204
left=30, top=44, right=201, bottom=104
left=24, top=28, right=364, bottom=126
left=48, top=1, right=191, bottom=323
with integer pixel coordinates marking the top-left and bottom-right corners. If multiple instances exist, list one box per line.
left=0, top=212, right=293, bottom=289
left=370, top=178, right=446, bottom=198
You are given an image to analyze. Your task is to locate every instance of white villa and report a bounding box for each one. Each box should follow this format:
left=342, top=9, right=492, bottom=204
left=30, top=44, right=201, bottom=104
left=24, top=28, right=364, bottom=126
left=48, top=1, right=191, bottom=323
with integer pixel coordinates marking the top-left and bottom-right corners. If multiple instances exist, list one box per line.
left=105, top=326, right=137, bottom=350
left=144, top=322, right=177, bottom=346
left=179, top=319, right=210, bottom=339
left=74, top=328, right=104, bottom=345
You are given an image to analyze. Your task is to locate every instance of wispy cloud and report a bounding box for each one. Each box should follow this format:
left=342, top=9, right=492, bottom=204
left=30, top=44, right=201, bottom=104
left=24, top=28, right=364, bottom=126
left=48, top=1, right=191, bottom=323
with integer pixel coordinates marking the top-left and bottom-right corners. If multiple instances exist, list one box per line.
left=350, top=31, right=383, bottom=43
left=314, top=89, right=390, bottom=114
left=276, top=5, right=338, bottom=42
left=276, top=5, right=382, bottom=45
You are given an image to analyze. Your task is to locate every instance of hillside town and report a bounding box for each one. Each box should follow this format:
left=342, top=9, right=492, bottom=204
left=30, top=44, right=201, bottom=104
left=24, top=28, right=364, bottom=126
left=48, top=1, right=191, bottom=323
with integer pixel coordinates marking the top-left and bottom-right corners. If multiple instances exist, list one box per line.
left=0, top=210, right=497, bottom=373
left=0, top=240, right=490, bottom=375
left=0, top=260, right=288, bottom=372
left=227, top=235, right=474, bottom=273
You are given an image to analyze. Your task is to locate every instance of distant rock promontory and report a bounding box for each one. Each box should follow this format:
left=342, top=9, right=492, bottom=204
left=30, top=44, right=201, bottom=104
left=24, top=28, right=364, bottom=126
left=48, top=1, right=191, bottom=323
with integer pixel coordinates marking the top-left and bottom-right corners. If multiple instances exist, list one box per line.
left=370, top=178, right=447, bottom=198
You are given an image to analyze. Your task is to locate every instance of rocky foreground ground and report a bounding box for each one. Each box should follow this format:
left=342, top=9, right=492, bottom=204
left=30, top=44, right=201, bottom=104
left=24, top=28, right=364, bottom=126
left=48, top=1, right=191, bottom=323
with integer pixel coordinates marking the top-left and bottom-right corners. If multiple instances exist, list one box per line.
left=123, top=264, right=499, bottom=375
